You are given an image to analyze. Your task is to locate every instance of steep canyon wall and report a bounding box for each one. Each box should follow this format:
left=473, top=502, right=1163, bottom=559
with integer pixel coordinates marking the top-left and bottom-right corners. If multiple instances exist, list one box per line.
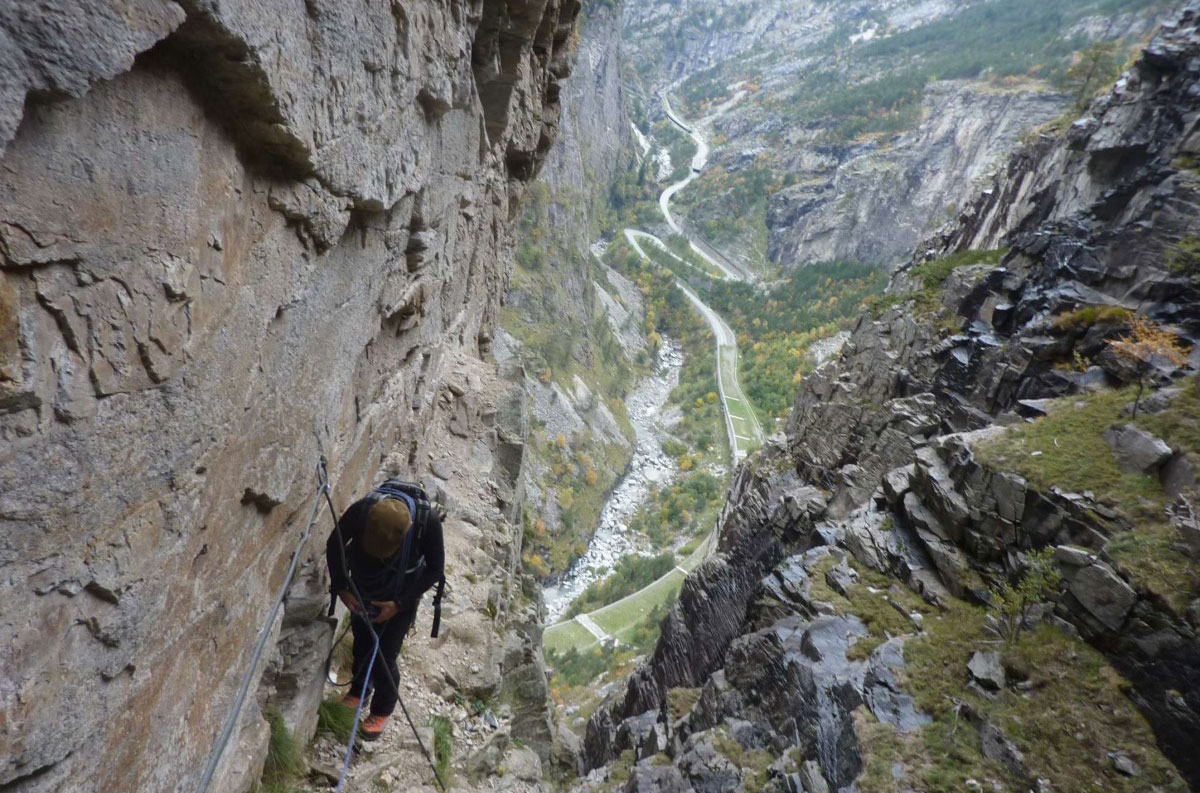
left=0, top=1, right=579, bottom=791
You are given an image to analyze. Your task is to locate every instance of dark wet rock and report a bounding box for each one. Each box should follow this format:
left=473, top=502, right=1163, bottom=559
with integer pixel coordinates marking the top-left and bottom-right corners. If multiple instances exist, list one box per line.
left=798, top=760, right=830, bottom=793
left=864, top=639, right=931, bottom=732
left=824, top=558, right=858, bottom=598
left=1066, top=562, right=1138, bottom=632
left=625, top=763, right=690, bottom=792
left=1102, top=424, right=1174, bottom=474
left=676, top=732, right=743, bottom=793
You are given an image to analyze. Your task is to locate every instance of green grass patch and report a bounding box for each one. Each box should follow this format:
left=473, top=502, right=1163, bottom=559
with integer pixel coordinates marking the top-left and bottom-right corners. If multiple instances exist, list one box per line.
left=871, top=249, right=1008, bottom=323
left=976, top=380, right=1200, bottom=611
left=429, top=715, right=453, bottom=783
left=975, top=386, right=1164, bottom=515
left=667, top=687, right=702, bottom=720
left=1108, top=521, right=1198, bottom=616
left=592, top=570, right=684, bottom=638
left=807, top=555, right=936, bottom=660
left=565, top=552, right=677, bottom=618
left=261, top=711, right=304, bottom=786
left=1052, top=304, right=1134, bottom=332
left=710, top=725, right=775, bottom=791
left=316, top=698, right=356, bottom=744
left=873, top=599, right=1189, bottom=792
left=544, top=617, right=600, bottom=655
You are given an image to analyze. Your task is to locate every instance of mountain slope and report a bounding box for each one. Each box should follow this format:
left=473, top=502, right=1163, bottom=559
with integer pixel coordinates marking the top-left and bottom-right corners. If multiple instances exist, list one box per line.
left=579, top=6, right=1200, bottom=791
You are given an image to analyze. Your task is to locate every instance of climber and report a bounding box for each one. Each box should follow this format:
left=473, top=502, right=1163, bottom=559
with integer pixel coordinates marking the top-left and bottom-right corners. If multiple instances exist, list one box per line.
left=326, top=480, right=445, bottom=741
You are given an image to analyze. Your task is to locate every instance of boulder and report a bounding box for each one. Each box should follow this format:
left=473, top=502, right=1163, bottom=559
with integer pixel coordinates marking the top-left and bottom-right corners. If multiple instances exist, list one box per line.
left=1109, top=751, right=1141, bottom=778
left=1069, top=563, right=1137, bottom=632
left=1161, top=453, right=1197, bottom=498
left=799, top=760, right=830, bottom=793
left=824, top=558, right=858, bottom=598
left=1102, top=424, right=1173, bottom=474
left=625, top=763, right=691, bottom=792
left=967, top=651, right=1006, bottom=691
left=980, top=721, right=1028, bottom=778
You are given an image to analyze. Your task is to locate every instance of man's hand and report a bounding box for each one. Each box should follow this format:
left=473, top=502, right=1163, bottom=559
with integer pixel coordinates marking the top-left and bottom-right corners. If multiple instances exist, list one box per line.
left=338, top=590, right=364, bottom=615
left=370, top=600, right=399, bottom=623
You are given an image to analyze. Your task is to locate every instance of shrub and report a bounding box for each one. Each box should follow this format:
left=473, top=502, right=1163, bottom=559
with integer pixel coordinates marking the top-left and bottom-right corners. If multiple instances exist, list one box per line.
left=991, top=548, right=1062, bottom=647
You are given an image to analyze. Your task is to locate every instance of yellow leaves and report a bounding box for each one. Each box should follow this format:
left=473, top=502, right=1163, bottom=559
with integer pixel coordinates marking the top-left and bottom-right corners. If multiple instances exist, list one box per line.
left=540, top=367, right=553, bottom=383
left=706, top=391, right=718, bottom=404
left=585, top=467, right=599, bottom=486
left=523, top=552, right=551, bottom=578
left=1109, top=314, right=1190, bottom=370
left=680, top=457, right=694, bottom=471
left=534, top=517, right=547, bottom=536
left=555, top=433, right=568, bottom=449
left=793, top=370, right=805, bottom=384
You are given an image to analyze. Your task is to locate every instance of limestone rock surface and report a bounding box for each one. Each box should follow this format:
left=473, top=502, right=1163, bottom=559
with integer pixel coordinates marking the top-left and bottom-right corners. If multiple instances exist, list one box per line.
left=0, top=0, right=580, bottom=790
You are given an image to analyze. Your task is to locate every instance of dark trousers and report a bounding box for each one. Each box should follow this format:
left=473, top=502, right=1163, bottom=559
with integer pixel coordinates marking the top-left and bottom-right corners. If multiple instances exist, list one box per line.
left=349, top=607, right=415, bottom=716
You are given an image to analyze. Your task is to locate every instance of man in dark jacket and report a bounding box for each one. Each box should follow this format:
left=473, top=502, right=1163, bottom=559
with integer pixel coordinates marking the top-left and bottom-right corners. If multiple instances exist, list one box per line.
left=326, top=488, right=444, bottom=740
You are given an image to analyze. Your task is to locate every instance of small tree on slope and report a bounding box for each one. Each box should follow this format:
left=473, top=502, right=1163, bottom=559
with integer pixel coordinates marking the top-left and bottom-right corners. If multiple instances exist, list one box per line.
left=1107, top=314, right=1190, bottom=418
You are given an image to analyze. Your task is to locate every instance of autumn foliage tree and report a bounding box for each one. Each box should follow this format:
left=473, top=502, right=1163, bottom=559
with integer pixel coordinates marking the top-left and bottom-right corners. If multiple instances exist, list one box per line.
left=1108, top=314, right=1190, bottom=418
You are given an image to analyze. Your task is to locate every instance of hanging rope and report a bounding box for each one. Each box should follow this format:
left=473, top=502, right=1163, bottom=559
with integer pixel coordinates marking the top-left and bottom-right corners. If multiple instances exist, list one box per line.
left=335, top=631, right=380, bottom=793
left=320, top=459, right=448, bottom=792
left=196, top=461, right=329, bottom=793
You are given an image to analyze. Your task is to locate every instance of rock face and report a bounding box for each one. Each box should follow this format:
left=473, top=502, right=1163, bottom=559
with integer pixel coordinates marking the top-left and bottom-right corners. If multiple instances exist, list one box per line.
left=0, top=1, right=580, bottom=791
left=622, top=0, right=1164, bottom=272
left=766, top=82, right=1068, bottom=269
left=580, top=6, right=1200, bottom=791
left=497, top=1, right=640, bottom=578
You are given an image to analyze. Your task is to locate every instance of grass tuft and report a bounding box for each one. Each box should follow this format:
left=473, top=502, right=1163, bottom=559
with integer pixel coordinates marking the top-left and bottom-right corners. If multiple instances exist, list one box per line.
left=871, top=249, right=1007, bottom=321
left=430, top=715, right=454, bottom=783
left=1051, top=304, right=1133, bottom=332
left=261, top=711, right=304, bottom=785
left=317, top=698, right=356, bottom=743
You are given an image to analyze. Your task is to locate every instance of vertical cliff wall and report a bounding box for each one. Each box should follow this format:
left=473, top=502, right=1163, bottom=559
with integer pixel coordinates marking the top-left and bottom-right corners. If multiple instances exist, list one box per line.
left=0, top=1, right=579, bottom=790
left=498, top=0, right=641, bottom=580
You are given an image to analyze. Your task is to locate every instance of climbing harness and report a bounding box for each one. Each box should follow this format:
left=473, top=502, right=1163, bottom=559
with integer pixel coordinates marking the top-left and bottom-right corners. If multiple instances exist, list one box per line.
left=321, top=460, right=448, bottom=792
left=195, top=460, right=330, bottom=793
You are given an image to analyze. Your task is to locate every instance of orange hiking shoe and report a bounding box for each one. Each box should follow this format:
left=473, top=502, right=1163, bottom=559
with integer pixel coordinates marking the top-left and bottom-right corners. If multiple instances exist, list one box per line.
left=361, top=714, right=388, bottom=741
left=340, top=694, right=363, bottom=710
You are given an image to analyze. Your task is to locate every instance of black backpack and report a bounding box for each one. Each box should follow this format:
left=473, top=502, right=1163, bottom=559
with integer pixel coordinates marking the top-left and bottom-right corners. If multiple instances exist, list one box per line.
left=342, top=479, right=447, bottom=638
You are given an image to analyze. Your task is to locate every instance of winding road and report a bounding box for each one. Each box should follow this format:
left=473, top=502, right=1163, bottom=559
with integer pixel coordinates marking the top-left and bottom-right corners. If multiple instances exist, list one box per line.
left=631, top=91, right=764, bottom=463
left=544, top=92, right=764, bottom=654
